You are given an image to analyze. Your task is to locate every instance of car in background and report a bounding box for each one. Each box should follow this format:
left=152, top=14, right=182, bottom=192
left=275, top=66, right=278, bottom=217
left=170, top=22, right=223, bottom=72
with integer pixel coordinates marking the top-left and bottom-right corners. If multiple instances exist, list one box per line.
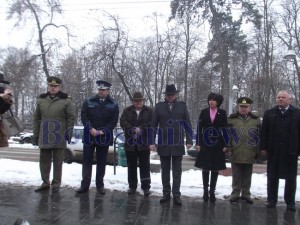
left=19, top=132, right=34, bottom=144
left=64, top=126, right=125, bottom=165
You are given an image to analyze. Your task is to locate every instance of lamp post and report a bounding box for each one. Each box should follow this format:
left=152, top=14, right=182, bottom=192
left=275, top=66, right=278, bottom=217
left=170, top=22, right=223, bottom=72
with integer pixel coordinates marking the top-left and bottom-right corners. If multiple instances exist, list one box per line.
left=232, top=84, right=239, bottom=99
left=228, top=54, right=233, bottom=115
left=284, top=42, right=300, bottom=103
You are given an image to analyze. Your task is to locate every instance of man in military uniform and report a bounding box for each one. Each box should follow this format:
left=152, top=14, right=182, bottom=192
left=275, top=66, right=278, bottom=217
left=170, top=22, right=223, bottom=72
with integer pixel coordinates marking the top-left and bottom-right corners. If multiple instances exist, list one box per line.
left=228, top=97, right=261, bottom=204
left=76, top=80, right=119, bottom=195
left=150, top=84, right=193, bottom=205
left=33, top=76, right=75, bottom=193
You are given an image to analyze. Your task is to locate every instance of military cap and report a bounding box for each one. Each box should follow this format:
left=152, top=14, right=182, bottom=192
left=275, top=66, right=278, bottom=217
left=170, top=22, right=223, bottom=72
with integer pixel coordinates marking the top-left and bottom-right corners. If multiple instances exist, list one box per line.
left=47, top=76, right=62, bottom=86
left=237, top=97, right=253, bottom=106
left=96, top=80, right=112, bottom=90
left=132, top=92, right=145, bottom=100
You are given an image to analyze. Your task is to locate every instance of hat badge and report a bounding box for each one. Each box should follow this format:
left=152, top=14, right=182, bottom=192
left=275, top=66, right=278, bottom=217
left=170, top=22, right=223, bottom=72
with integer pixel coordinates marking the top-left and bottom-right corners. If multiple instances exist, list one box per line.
left=242, top=99, right=246, bottom=104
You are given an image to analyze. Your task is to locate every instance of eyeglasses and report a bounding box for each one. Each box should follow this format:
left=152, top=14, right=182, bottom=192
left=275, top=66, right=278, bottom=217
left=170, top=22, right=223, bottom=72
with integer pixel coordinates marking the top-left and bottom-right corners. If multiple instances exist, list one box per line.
left=239, top=105, right=249, bottom=108
left=166, top=94, right=175, bottom=97
left=98, top=89, right=107, bottom=91
left=49, top=85, right=59, bottom=88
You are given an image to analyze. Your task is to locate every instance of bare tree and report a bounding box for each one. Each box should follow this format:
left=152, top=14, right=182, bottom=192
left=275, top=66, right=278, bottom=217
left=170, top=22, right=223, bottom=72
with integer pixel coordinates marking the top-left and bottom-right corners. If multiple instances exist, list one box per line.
left=7, top=0, right=72, bottom=78
left=1, top=47, right=42, bottom=126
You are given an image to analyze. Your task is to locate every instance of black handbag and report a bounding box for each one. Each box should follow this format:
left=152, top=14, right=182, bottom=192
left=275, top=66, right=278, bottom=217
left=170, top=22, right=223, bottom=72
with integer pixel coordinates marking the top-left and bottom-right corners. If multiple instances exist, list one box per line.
left=1, top=109, right=23, bottom=137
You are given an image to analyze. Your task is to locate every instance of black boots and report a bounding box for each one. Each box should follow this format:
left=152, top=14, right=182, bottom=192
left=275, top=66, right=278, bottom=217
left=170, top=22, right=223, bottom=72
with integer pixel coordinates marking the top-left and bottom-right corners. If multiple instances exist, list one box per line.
left=209, top=171, right=218, bottom=203
left=202, top=171, right=209, bottom=202
left=202, top=171, right=219, bottom=203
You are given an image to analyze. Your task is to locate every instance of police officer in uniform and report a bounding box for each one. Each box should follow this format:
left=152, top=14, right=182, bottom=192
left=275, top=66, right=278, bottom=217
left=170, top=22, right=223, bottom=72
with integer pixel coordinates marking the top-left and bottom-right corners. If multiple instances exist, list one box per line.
left=33, top=76, right=75, bottom=193
left=76, top=80, right=119, bottom=194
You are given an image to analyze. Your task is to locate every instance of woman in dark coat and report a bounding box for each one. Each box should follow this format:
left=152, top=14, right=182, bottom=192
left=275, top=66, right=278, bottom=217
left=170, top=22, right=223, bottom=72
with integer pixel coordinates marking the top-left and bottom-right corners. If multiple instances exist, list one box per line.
left=195, top=93, right=228, bottom=202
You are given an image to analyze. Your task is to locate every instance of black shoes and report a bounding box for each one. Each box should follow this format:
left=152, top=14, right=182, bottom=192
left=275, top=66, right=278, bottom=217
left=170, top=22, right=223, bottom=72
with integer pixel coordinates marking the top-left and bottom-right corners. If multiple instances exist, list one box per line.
left=210, top=191, right=216, bottom=203
left=75, top=188, right=89, bottom=194
left=144, top=189, right=151, bottom=197
left=97, top=188, right=105, bottom=195
left=160, top=195, right=171, bottom=203
left=173, top=196, right=182, bottom=206
left=203, top=190, right=209, bottom=202
left=52, top=187, right=60, bottom=193
left=128, top=189, right=136, bottom=195
left=230, top=196, right=239, bottom=203
left=241, top=196, right=253, bottom=204
left=160, top=195, right=181, bottom=205
left=34, top=186, right=50, bottom=193
left=266, top=201, right=276, bottom=208
left=287, top=204, right=296, bottom=212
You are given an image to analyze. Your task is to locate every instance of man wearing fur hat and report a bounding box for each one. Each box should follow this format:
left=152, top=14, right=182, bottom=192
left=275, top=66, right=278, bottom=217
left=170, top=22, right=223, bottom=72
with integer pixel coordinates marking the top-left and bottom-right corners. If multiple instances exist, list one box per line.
left=227, top=97, right=261, bottom=204
left=33, top=76, right=75, bottom=193
left=120, top=92, right=153, bottom=197
left=0, top=72, right=13, bottom=147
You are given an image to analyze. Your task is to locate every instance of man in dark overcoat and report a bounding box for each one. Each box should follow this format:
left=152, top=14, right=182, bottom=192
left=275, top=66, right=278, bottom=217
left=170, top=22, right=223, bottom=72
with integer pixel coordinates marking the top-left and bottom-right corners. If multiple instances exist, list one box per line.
left=76, top=80, right=119, bottom=195
left=120, top=92, right=153, bottom=197
left=150, top=84, right=193, bottom=205
left=260, top=90, right=300, bottom=211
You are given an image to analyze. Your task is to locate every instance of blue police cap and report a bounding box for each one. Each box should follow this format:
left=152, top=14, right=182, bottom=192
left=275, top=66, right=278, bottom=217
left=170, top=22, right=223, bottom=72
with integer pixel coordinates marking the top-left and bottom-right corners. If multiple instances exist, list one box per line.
left=96, top=80, right=112, bottom=90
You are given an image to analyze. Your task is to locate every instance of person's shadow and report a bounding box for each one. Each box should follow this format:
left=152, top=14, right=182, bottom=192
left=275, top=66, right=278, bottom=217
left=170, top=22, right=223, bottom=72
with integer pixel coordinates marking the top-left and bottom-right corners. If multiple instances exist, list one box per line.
left=266, top=208, right=278, bottom=225
left=283, top=209, right=296, bottom=225
left=78, top=193, right=90, bottom=222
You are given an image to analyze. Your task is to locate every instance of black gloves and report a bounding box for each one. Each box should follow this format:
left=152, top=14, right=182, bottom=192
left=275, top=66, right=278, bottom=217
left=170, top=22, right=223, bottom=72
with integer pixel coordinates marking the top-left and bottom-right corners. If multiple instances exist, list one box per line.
left=65, top=134, right=71, bottom=144
left=32, top=137, right=39, bottom=146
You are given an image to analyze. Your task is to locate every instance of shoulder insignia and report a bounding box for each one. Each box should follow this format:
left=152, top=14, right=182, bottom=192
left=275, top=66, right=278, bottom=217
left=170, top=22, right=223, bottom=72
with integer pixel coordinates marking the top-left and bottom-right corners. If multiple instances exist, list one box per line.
left=39, top=93, right=48, bottom=98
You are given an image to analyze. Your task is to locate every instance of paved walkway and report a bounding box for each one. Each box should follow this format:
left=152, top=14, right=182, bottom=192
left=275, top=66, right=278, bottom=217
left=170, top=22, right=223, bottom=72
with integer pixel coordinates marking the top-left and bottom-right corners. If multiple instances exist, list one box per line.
left=0, top=185, right=299, bottom=225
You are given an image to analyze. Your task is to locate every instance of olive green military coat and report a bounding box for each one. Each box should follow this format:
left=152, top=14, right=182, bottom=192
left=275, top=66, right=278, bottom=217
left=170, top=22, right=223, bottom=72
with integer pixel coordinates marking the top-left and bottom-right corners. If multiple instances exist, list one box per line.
left=227, top=112, right=261, bottom=164
left=33, top=91, right=75, bottom=149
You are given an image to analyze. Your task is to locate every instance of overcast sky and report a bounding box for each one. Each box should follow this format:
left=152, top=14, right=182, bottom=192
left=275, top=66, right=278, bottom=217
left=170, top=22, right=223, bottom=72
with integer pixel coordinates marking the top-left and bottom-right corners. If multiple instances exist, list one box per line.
left=0, top=0, right=172, bottom=49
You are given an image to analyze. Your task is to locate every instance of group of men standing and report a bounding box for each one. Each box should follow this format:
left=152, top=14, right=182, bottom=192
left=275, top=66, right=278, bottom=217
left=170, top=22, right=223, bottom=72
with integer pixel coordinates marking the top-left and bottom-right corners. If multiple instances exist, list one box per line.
left=30, top=76, right=299, bottom=211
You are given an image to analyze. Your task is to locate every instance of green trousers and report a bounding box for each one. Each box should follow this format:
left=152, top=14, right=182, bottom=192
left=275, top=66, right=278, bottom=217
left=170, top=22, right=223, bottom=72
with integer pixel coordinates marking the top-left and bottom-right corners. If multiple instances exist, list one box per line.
left=39, top=148, right=64, bottom=188
left=231, top=163, right=253, bottom=198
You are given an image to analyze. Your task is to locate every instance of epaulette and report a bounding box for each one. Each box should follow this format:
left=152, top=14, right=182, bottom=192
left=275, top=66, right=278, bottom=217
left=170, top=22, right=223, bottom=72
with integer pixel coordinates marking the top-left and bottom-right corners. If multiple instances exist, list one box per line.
left=39, top=91, right=69, bottom=99
left=229, top=112, right=259, bottom=119
left=248, top=112, right=259, bottom=119
left=228, top=112, right=239, bottom=119
left=57, top=91, right=68, bottom=99
left=39, top=93, right=48, bottom=98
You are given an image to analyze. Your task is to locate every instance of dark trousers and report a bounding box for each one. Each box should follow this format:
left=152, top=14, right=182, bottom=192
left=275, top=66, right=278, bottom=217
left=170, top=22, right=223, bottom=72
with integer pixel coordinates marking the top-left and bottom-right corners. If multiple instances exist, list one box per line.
left=231, top=163, right=253, bottom=198
left=160, top=155, right=183, bottom=197
left=267, top=177, right=297, bottom=205
left=81, top=144, right=109, bottom=189
left=39, top=148, right=64, bottom=188
left=125, top=150, right=151, bottom=190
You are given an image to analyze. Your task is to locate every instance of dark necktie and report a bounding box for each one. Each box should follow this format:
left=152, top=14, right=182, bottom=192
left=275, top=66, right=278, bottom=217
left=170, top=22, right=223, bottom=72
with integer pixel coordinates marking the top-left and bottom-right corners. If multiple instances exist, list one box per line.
left=280, top=108, right=286, bottom=114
